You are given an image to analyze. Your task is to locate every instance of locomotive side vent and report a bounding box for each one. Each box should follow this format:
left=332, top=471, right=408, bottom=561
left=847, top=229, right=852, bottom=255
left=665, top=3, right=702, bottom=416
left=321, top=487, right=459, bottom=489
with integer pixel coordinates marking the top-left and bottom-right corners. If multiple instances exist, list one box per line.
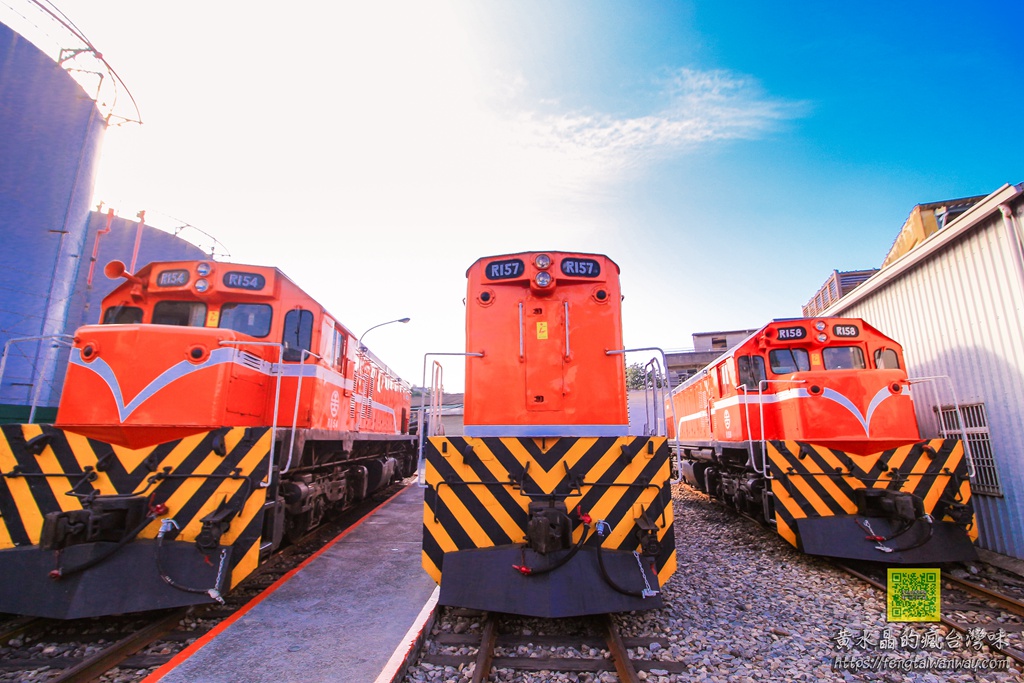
left=238, top=351, right=265, bottom=371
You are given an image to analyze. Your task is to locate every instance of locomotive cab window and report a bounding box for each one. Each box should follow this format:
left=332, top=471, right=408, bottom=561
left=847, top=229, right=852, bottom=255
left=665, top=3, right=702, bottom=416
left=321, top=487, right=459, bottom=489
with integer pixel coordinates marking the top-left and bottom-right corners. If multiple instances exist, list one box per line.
left=737, top=355, right=767, bottom=389
left=219, top=303, right=272, bottom=338
left=823, top=346, right=866, bottom=370
left=102, top=306, right=143, bottom=324
left=874, top=348, right=900, bottom=370
left=152, top=301, right=207, bottom=327
left=768, top=348, right=810, bottom=375
left=282, top=309, right=313, bottom=361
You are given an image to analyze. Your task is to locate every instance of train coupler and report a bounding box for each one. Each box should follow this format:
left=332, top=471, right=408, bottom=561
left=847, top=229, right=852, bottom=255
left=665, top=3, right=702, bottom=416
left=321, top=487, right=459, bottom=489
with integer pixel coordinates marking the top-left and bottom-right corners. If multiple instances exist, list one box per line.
left=40, top=494, right=151, bottom=551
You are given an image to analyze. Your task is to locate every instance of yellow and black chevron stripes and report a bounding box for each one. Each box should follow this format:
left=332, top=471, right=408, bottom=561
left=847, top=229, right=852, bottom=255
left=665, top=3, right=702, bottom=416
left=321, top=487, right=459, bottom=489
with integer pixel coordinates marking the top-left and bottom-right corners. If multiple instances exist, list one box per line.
left=767, top=438, right=977, bottom=548
left=0, top=425, right=271, bottom=587
left=422, top=435, right=676, bottom=587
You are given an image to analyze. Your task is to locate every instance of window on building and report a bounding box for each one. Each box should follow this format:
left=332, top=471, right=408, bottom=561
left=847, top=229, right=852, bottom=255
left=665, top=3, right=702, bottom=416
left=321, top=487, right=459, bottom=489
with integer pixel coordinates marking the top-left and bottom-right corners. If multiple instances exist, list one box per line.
left=153, top=301, right=206, bottom=327
left=282, top=309, right=313, bottom=361
left=219, top=303, right=272, bottom=338
left=822, top=346, right=866, bottom=370
left=874, top=348, right=900, bottom=370
left=711, top=336, right=727, bottom=350
left=938, top=403, right=1003, bottom=496
left=102, top=306, right=143, bottom=324
left=737, top=355, right=767, bottom=390
left=768, top=348, right=810, bottom=375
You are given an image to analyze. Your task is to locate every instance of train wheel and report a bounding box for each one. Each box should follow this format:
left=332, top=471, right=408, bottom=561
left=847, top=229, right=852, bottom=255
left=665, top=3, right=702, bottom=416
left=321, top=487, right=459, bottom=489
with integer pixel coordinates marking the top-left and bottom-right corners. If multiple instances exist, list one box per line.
left=285, top=511, right=312, bottom=543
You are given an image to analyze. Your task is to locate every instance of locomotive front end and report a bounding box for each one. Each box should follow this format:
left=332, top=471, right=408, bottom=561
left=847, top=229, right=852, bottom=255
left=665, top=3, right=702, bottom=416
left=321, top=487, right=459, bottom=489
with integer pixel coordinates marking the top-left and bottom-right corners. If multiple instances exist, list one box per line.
left=421, top=252, right=677, bottom=618
left=0, top=259, right=416, bottom=618
left=668, top=317, right=977, bottom=565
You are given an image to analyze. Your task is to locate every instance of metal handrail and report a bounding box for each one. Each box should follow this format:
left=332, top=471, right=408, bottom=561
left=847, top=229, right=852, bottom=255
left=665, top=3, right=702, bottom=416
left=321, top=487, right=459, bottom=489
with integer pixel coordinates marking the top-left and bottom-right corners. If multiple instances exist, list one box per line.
left=606, top=346, right=681, bottom=483
left=0, top=335, right=76, bottom=423
left=283, top=349, right=322, bottom=474
left=907, top=375, right=976, bottom=479
left=518, top=303, right=524, bottom=360
left=642, top=357, right=666, bottom=436
left=755, top=378, right=808, bottom=478
left=429, top=361, right=444, bottom=436
left=737, top=385, right=756, bottom=471
left=563, top=301, right=571, bottom=360
left=219, top=340, right=285, bottom=487
left=416, top=351, right=484, bottom=486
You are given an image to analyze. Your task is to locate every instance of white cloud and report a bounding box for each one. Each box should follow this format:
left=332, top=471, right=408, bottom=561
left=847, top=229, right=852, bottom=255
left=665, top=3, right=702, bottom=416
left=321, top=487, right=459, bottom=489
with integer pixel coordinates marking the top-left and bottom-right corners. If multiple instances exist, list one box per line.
left=496, top=68, right=808, bottom=174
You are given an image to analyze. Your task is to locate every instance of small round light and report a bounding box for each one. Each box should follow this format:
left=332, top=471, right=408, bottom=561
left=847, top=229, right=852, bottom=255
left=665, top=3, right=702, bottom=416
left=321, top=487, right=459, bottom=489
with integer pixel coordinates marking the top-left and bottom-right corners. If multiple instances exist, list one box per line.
left=195, top=278, right=209, bottom=293
left=817, top=333, right=827, bottom=342
left=535, top=272, right=552, bottom=287
left=197, top=262, right=212, bottom=276
left=815, top=321, right=826, bottom=331
left=535, top=254, right=552, bottom=269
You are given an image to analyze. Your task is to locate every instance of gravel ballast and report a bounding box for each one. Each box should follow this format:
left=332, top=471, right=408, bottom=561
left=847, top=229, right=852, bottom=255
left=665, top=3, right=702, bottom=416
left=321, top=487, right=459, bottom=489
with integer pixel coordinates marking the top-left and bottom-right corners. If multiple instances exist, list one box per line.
left=404, top=484, right=1023, bottom=682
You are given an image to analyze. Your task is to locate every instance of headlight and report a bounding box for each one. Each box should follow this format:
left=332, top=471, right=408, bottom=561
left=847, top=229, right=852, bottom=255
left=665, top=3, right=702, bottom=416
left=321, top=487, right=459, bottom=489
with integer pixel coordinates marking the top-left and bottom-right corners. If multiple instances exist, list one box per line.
left=817, top=333, right=827, bottom=342
left=197, top=262, right=212, bottom=276
left=535, top=272, right=552, bottom=287
left=815, top=321, right=826, bottom=331
left=535, top=254, right=552, bottom=269
left=195, top=279, right=209, bottom=293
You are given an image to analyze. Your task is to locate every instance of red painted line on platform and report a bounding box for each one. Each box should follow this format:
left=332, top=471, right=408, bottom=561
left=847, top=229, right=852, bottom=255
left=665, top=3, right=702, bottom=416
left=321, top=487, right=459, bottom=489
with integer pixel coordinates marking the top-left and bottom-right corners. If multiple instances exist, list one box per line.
left=144, top=484, right=415, bottom=682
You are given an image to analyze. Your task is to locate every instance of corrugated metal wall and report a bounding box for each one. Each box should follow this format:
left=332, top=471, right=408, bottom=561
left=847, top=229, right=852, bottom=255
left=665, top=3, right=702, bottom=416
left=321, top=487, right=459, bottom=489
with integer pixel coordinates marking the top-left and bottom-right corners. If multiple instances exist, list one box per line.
left=829, top=191, right=1024, bottom=559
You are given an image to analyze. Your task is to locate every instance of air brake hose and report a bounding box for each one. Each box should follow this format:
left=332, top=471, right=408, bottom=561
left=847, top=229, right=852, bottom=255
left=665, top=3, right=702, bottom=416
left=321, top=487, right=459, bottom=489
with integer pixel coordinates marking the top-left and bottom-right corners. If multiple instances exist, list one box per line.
left=49, top=513, right=156, bottom=580
left=155, top=519, right=227, bottom=603
left=513, top=524, right=591, bottom=577
left=856, top=515, right=935, bottom=553
left=594, top=520, right=645, bottom=598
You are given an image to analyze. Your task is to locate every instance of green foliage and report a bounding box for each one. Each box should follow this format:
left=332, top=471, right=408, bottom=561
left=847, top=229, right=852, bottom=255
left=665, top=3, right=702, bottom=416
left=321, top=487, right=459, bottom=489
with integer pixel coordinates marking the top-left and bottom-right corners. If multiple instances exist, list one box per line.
left=626, top=362, right=666, bottom=390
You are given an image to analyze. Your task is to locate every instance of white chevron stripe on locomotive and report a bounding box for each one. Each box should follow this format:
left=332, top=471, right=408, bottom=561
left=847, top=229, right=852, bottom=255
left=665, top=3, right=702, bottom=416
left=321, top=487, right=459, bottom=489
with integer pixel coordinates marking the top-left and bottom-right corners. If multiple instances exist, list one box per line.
left=676, top=384, right=909, bottom=438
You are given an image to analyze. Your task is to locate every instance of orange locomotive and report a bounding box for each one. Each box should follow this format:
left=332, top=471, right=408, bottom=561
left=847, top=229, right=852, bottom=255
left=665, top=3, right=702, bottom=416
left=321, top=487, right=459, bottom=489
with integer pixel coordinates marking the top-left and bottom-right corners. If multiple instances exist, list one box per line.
left=667, top=317, right=977, bottom=563
left=0, top=259, right=416, bottom=618
left=421, top=251, right=677, bottom=618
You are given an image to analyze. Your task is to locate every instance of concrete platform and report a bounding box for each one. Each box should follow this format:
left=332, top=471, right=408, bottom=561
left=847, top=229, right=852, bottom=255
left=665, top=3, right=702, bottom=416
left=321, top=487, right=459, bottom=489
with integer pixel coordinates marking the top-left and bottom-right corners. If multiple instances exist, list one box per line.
left=148, top=484, right=438, bottom=683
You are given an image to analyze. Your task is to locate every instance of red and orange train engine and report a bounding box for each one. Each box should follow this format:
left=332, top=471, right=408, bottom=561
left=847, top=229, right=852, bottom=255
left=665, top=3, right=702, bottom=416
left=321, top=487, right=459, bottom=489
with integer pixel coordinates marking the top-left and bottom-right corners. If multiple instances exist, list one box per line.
left=0, top=259, right=416, bottom=618
left=421, top=251, right=677, bottom=618
left=667, top=318, right=977, bottom=563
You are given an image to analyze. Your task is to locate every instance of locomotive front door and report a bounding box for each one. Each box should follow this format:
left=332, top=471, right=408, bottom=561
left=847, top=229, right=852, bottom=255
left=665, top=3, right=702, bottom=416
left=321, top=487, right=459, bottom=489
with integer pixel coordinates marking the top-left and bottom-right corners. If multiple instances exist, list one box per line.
left=522, top=297, right=565, bottom=412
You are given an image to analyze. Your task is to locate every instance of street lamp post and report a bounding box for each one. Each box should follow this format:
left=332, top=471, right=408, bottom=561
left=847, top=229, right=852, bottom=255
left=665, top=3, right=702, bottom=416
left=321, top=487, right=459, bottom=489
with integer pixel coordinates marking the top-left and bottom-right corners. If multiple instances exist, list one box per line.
left=358, top=317, right=411, bottom=352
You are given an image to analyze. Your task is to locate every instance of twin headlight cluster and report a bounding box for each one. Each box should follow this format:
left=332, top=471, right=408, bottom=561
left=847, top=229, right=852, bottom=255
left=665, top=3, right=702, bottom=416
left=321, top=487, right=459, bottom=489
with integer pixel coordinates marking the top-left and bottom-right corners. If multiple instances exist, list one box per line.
left=814, top=320, right=827, bottom=343
left=194, top=262, right=213, bottom=293
left=533, top=254, right=553, bottom=288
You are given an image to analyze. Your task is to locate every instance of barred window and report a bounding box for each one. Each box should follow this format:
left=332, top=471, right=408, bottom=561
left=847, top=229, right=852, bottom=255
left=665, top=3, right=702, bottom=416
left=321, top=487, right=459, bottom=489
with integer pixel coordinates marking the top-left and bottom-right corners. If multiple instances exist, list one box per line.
left=938, top=403, right=1003, bottom=496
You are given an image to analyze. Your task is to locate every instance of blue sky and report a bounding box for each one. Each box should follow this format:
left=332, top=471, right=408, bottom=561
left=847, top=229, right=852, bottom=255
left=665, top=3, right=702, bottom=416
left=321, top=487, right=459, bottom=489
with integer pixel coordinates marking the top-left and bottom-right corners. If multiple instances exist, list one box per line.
left=5, top=0, right=1021, bottom=388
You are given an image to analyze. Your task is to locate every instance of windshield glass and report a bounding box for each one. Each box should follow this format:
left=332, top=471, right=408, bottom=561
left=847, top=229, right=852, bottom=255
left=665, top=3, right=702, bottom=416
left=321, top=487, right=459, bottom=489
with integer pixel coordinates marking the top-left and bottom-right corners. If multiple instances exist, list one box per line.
left=153, top=301, right=207, bottom=327
left=219, top=303, right=272, bottom=338
left=102, top=306, right=143, bottom=324
left=768, top=348, right=810, bottom=374
left=823, top=346, right=866, bottom=370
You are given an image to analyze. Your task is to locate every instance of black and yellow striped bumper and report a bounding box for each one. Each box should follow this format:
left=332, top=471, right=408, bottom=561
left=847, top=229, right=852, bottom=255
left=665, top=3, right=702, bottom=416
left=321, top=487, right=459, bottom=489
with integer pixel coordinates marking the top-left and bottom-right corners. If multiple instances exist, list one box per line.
left=767, top=438, right=977, bottom=563
left=0, top=424, right=273, bottom=618
left=422, top=435, right=676, bottom=615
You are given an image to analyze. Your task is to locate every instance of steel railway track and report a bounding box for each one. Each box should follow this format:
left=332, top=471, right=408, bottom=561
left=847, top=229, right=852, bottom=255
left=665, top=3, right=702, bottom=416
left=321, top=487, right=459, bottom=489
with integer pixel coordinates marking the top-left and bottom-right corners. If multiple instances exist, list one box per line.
left=420, top=610, right=686, bottom=682
left=0, top=481, right=409, bottom=682
left=835, top=562, right=1024, bottom=667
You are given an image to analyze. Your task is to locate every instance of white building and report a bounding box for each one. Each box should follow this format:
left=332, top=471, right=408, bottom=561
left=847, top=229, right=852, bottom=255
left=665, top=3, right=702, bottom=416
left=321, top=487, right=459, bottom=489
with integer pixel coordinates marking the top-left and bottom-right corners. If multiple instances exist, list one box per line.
left=825, top=183, right=1024, bottom=560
